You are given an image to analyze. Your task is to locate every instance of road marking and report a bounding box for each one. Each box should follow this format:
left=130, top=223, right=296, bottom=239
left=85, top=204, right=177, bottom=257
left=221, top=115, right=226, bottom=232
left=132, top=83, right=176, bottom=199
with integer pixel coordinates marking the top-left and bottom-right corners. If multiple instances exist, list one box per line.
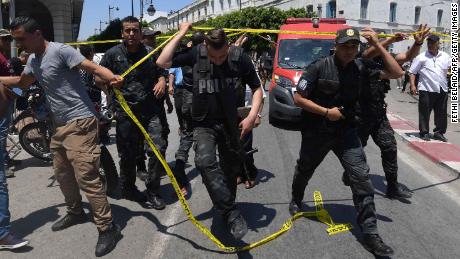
left=398, top=149, right=460, bottom=207
left=144, top=179, right=195, bottom=259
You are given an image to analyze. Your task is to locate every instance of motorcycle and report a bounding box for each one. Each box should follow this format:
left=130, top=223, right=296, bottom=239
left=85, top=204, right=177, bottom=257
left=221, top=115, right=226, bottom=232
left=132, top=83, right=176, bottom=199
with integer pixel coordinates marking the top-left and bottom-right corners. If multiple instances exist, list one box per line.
left=13, top=86, right=119, bottom=194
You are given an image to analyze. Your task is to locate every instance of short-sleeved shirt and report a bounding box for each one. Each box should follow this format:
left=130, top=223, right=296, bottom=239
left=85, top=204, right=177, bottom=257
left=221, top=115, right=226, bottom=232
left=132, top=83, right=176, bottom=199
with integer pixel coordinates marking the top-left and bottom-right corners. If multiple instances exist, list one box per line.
left=296, top=55, right=382, bottom=128
left=171, top=45, right=260, bottom=122
left=24, top=42, right=96, bottom=126
left=99, top=43, right=165, bottom=114
left=168, top=67, right=183, bottom=87
left=409, top=50, right=451, bottom=93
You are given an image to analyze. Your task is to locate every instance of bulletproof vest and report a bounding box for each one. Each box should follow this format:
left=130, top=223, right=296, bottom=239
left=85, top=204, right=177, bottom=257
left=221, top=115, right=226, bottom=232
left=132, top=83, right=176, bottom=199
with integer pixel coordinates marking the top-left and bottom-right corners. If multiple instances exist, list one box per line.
left=192, top=44, right=244, bottom=122
left=309, top=57, right=364, bottom=122
left=360, top=57, right=389, bottom=116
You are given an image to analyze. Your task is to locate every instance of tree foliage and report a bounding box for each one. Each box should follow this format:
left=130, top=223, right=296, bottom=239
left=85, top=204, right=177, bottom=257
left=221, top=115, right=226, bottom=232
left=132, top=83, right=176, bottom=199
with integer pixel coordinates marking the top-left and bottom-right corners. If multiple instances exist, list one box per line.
left=199, top=7, right=315, bottom=53
left=86, top=19, right=122, bottom=52
left=87, top=7, right=317, bottom=53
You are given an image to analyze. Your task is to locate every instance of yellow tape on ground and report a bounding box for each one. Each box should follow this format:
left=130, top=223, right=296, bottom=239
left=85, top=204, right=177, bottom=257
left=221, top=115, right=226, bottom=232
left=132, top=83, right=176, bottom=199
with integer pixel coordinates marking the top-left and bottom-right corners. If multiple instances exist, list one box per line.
left=111, top=32, right=352, bottom=252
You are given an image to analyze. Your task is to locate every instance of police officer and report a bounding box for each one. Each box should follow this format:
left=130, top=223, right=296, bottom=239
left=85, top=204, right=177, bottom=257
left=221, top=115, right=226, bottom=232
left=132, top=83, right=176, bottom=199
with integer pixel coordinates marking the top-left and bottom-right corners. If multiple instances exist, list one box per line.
left=134, top=27, right=172, bottom=181
left=98, top=16, right=166, bottom=209
left=169, top=32, right=206, bottom=197
left=342, top=25, right=431, bottom=200
left=157, top=23, right=263, bottom=239
left=291, top=27, right=404, bottom=256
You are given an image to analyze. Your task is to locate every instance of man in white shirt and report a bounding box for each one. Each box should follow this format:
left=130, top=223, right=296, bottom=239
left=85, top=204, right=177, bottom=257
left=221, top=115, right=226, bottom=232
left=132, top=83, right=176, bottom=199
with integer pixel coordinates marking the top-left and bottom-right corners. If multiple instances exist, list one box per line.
left=409, top=34, right=451, bottom=142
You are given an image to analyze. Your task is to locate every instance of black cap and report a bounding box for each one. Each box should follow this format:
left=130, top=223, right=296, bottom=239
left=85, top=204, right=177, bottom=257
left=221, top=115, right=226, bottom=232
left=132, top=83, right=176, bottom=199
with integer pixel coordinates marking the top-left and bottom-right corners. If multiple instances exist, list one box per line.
left=336, top=28, right=360, bottom=44
left=427, top=34, right=440, bottom=42
left=143, top=27, right=161, bottom=37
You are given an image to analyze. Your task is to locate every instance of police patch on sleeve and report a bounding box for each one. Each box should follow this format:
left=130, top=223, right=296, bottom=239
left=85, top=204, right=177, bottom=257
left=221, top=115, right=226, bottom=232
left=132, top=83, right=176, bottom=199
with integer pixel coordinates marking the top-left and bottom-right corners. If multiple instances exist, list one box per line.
left=297, top=78, right=308, bottom=91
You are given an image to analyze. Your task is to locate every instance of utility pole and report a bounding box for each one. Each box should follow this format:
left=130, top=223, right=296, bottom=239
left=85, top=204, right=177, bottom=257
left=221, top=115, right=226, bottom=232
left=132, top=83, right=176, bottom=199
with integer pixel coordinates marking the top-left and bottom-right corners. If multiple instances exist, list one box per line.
left=109, top=5, right=119, bottom=22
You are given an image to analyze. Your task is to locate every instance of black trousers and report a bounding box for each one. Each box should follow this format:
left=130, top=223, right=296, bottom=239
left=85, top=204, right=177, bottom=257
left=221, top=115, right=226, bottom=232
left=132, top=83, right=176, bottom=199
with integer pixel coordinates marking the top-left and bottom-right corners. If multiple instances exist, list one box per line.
left=116, top=111, right=166, bottom=194
left=238, top=131, right=258, bottom=180
left=193, top=124, right=242, bottom=220
left=173, top=88, right=194, bottom=188
left=418, top=90, right=448, bottom=136
left=359, top=115, right=398, bottom=185
left=292, top=127, right=378, bottom=234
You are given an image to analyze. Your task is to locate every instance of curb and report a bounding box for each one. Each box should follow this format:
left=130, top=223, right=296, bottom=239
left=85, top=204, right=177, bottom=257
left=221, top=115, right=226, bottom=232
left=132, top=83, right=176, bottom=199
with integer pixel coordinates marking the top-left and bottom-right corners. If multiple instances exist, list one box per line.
left=387, top=112, right=460, bottom=174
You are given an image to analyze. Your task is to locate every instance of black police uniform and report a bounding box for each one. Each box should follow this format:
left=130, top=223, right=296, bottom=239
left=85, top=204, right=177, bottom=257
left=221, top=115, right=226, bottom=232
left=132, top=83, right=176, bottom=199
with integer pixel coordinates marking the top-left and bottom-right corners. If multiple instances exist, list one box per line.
left=171, top=59, right=194, bottom=188
left=171, top=44, right=260, bottom=222
left=99, top=43, right=167, bottom=197
left=356, top=56, right=399, bottom=187
left=294, top=55, right=383, bottom=234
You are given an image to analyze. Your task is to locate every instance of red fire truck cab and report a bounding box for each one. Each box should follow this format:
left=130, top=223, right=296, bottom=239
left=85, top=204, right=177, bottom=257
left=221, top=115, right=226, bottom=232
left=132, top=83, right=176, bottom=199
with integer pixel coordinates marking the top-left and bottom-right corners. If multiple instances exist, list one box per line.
left=268, top=18, right=350, bottom=130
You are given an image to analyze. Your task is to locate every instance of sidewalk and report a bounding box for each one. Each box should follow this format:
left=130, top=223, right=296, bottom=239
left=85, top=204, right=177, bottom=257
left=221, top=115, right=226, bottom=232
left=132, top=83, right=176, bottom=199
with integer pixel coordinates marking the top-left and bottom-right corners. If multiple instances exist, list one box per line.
left=388, top=112, right=460, bottom=173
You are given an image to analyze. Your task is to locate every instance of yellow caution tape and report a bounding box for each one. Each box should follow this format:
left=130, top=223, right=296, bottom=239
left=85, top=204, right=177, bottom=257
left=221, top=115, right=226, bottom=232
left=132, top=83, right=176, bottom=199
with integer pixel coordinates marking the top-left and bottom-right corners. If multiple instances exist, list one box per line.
left=111, top=33, right=352, bottom=252
left=65, top=39, right=122, bottom=45
left=65, top=25, right=450, bottom=46
left=194, top=26, right=451, bottom=39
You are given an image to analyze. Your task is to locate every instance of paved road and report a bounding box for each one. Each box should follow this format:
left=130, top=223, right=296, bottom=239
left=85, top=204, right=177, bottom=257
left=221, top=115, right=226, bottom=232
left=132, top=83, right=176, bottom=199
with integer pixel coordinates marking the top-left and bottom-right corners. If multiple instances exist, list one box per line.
left=4, top=90, right=460, bottom=259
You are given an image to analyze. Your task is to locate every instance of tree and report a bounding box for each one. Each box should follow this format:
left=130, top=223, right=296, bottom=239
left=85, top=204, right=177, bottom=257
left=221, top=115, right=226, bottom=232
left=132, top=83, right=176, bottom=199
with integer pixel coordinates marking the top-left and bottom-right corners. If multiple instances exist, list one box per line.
left=197, top=7, right=313, bottom=53
left=86, top=19, right=122, bottom=53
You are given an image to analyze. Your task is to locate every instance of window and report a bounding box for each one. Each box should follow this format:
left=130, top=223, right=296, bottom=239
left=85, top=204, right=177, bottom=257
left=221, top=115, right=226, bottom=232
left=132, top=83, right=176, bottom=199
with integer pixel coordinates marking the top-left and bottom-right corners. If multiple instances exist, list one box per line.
left=326, top=1, right=336, bottom=18
left=306, top=5, right=313, bottom=15
left=389, top=2, right=397, bottom=23
left=360, top=0, right=369, bottom=19
left=437, top=9, right=443, bottom=27
left=414, top=6, right=421, bottom=24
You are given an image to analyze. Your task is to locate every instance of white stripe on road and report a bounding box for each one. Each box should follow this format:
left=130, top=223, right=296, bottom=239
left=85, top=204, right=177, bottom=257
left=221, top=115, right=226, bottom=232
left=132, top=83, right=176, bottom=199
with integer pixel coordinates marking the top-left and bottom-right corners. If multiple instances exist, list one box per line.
left=398, top=149, right=460, bottom=207
left=144, top=200, right=184, bottom=259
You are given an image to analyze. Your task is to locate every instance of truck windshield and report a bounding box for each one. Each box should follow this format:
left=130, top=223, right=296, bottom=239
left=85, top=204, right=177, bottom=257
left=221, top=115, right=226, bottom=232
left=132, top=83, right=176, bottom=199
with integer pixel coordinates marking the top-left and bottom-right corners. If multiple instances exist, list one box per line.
left=277, top=39, right=335, bottom=70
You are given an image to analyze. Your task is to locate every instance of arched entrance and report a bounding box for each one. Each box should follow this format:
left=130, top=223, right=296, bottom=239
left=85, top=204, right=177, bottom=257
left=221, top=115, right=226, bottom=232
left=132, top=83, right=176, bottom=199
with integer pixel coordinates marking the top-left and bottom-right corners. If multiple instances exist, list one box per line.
left=15, top=0, right=54, bottom=41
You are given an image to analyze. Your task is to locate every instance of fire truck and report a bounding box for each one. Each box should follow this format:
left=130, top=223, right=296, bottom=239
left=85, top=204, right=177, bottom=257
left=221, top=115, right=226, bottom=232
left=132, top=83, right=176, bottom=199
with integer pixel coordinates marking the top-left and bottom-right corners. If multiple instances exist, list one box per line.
left=268, top=18, right=350, bottom=130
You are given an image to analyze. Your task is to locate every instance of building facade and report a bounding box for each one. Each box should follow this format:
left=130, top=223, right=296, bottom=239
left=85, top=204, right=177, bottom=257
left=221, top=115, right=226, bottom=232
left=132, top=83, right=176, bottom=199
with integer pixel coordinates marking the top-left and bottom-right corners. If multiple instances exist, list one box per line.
left=151, top=0, right=452, bottom=52
left=1, top=0, right=84, bottom=43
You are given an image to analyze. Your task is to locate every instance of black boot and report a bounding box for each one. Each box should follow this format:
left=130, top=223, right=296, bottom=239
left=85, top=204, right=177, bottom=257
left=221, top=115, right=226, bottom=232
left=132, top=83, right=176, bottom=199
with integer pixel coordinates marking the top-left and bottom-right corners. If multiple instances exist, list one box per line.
left=288, top=200, right=303, bottom=216
left=146, top=191, right=166, bottom=210
left=95, top=223, right=121, bottom=257
left=51, top=211, right=89, bottom=232
left=387, top=182, right=412, bottom=199
left=226, top=211, right=248, bottom=240
left=363, top=234, right=394, bottom=256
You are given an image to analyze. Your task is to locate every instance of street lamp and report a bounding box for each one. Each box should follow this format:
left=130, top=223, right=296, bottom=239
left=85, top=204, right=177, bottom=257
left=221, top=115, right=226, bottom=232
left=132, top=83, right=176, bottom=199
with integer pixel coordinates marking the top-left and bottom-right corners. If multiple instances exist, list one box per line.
left=140, top=0, right=156, bottom=23
left=109, top=5, right=119, bottom=22
left=99, top=20, right=108, bottom=33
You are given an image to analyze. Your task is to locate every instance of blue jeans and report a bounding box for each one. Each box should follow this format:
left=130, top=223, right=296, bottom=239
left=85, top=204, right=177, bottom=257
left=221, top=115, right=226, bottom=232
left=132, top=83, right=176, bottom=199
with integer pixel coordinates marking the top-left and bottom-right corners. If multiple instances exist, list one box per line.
left=0, top=101, right=12, bottom=239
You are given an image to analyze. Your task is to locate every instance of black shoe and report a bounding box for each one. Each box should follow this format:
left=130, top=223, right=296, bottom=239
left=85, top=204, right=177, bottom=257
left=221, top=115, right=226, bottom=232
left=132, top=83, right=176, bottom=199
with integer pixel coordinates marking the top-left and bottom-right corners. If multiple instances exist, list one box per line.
left=363, top=234, right=394, bottom=256
left=146, top=192, right=166, bottom=210
left=433, top=132, right=448, bottom=142
left=288, top=200, right=303, bottom=216
left=387, top=183, right=412, bottom=199
left=51, top=211, right=89, bottom=232
left=420, top=134, right=431, bottom=141
left=342, top=172, right=351, bottom=186
left=227, top=214, right=248, bottom=240
left=121, top=187, right=147, bottom=203
left=95, top=223, right=121, bottom=257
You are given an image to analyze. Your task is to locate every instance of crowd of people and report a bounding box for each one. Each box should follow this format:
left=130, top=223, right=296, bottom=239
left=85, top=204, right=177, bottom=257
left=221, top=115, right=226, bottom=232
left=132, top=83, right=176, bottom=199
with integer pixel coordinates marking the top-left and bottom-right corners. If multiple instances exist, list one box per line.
left=0, top=14, right=452, bottom=257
